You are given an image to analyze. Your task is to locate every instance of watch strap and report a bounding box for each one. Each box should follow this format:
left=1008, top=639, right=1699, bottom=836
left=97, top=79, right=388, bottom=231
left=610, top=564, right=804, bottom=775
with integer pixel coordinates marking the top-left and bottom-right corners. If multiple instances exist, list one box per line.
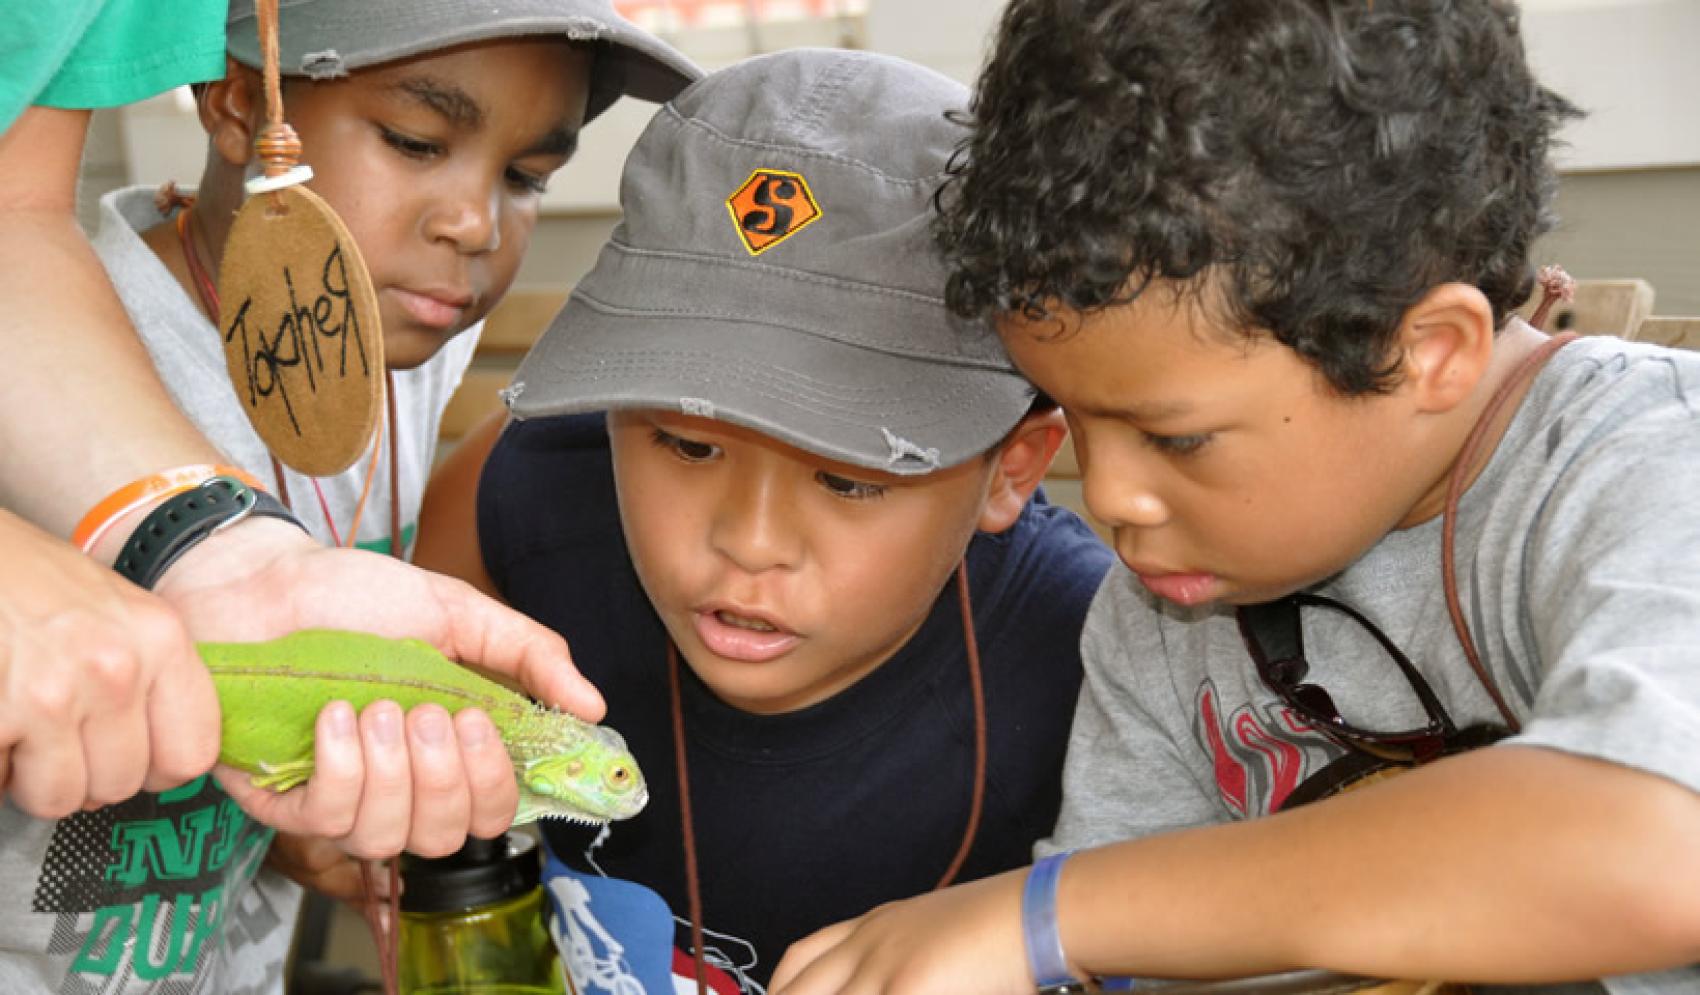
left=113, top=475, right=306, bottom=590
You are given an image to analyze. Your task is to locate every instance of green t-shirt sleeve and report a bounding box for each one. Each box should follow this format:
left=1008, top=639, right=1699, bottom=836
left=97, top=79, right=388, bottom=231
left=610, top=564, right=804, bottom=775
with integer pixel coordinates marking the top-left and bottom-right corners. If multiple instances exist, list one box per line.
left=0, top=0, right=226, bottom=133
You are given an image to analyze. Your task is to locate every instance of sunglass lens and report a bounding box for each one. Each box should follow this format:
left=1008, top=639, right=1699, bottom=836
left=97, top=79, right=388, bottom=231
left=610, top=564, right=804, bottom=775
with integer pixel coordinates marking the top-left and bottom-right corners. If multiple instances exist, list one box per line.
left=1291, top=682, right=1342, bottom=723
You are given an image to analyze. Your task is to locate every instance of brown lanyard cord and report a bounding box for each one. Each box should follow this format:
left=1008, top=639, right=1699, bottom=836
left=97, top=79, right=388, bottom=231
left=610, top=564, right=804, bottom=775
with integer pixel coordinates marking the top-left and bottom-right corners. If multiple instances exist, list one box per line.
left=665, top=640, right=708, bottom=995
left=1440, top=322, right=1579, bottom=733
left=665, top=558, right=989, bottom=994
left=252, top=0, right=302, bottom=198
left=939, top=559, right=989, bottom=889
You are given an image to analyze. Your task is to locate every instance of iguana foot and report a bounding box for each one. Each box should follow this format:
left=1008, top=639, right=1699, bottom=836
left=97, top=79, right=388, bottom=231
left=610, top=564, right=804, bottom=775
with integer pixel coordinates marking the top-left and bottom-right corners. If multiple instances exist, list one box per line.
left=251, top=759, right=316, bottom=793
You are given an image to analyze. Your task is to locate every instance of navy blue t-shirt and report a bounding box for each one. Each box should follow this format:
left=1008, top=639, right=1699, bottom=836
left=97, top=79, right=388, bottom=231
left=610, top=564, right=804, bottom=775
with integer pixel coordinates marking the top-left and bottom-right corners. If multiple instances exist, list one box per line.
left=478, top=413, right=1113, bottom=994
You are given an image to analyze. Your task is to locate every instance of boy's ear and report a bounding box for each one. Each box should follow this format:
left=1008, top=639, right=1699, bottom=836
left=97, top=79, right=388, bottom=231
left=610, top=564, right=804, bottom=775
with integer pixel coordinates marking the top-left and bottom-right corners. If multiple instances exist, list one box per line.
left=978, top=407, right=1068, bottom=534
left=198, top=58, right=262, bottom=169
left=1396, top=282, right=1498, bottom=415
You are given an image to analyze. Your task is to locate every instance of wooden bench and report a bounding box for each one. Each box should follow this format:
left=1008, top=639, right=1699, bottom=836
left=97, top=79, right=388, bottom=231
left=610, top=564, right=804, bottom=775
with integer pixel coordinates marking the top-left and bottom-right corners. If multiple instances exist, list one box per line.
left=1631, top=315, right=1700, bottom=350
left=1516, top=277, right=1656, bottom=337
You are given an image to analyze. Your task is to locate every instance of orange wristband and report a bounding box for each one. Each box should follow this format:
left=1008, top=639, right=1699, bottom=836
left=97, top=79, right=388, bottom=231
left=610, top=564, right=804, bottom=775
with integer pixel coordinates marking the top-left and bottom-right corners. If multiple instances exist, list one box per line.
left=73, top=464, right=266, bottom=553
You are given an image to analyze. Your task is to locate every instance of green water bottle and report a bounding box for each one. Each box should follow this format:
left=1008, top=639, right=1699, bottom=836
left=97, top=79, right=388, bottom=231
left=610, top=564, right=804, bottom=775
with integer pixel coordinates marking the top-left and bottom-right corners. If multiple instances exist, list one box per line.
left=398, top=832, right=567, bottom=995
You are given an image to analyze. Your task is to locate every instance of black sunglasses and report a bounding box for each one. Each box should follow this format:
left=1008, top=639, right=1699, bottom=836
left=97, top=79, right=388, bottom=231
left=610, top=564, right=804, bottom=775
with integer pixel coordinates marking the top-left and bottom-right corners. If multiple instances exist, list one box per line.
left=1237, top=593, right=1508, bottom=765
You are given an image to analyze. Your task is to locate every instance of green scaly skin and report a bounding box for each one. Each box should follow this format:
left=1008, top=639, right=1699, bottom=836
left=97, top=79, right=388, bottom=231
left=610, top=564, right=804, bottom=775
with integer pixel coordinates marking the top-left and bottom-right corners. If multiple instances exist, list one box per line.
left=197, top=629, right=648, bottom=826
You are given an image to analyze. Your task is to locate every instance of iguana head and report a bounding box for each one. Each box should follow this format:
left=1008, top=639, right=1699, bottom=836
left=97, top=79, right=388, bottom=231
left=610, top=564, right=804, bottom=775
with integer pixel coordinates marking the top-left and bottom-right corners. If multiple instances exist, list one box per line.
left=513, top=725, right=649, bottom=826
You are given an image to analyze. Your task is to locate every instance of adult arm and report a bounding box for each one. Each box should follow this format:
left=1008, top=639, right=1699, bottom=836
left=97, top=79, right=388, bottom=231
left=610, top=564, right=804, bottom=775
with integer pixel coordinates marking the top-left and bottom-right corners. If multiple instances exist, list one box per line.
left=0, top=105, right=223, bottom=531
left=160, top=515, right=604, bottom=856
left=260, top=409, right=529, bottom=890
left=0, top=107, right=229, bottom=820
left=263, top=410, right=512, bottom=883
left=0, top=508, right=218, bottom=817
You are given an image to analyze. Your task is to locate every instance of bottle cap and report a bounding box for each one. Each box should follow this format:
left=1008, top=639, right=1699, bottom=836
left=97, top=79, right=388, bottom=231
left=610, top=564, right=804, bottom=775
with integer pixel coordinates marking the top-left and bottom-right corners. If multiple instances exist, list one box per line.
left=399, top=832, right=542, bottom=915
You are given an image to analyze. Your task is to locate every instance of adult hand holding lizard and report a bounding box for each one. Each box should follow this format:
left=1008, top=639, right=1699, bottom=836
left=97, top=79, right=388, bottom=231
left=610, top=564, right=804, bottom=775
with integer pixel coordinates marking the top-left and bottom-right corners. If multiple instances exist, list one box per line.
left=0, top=509, right=218, bottom=820
left=1, top=500, right=607, bottom=857
left=0, top=104, right=604, bottom=858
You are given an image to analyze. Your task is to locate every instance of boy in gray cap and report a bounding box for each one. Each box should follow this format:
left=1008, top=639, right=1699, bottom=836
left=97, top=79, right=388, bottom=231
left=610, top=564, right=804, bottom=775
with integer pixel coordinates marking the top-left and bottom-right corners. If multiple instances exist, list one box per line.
left=417, top=47, right=1113, bottom=995
left=0, top=3, right=695, bottom=994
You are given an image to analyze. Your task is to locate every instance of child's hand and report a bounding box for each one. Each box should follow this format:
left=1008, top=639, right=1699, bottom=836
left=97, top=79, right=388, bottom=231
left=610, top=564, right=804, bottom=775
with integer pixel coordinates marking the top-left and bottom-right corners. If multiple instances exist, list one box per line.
left=213, top=697, right=518, bottom=858
left=771, top=867, right=1032, bottom=995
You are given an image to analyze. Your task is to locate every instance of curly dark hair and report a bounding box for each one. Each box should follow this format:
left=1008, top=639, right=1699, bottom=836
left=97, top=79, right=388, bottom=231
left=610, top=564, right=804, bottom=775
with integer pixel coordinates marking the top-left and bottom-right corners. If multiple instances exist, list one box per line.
left=935, top=0, right=1581, bottom=394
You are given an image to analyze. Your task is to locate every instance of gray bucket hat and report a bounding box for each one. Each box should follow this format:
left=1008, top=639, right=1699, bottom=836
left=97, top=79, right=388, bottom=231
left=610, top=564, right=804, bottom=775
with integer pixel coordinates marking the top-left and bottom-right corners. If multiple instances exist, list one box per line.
left=504, top=47, right=1035, bottom=475
left=226, top=0, right=701, bottom=123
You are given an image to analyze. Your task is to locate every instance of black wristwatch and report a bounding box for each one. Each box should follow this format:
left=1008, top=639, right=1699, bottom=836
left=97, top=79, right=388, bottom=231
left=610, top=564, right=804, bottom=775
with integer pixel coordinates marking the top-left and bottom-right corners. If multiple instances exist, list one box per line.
left=113, top=475, right=307, bottom=590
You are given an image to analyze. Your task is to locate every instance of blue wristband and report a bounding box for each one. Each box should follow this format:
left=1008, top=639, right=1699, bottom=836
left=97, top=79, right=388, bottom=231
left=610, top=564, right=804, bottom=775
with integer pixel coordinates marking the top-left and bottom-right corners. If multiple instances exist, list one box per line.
left=1022, top=851, right=1079, bottom=989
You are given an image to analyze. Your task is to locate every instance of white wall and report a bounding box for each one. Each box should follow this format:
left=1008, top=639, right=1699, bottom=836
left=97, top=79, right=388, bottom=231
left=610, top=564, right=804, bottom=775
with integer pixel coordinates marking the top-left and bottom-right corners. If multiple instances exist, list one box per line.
left=1521, top=0, right=1700, bottom=172
left=864, top=0, right=1003, bottom=84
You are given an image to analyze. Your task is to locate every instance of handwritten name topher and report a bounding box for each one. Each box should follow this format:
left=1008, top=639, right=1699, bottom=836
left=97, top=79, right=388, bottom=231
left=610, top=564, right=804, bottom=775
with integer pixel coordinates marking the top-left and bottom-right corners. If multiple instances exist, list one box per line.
left=222, top=242, right=372, bottom=436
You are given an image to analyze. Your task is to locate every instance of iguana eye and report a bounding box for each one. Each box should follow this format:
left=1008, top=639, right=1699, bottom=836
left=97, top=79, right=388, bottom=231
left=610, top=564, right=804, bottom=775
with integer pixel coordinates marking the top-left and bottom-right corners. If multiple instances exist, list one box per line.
left=607, top=765, right=632, bottom=789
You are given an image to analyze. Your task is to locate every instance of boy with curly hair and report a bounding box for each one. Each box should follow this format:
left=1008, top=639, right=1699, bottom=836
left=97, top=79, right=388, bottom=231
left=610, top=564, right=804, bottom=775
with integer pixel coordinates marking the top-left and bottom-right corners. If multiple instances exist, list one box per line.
left=771, top=2, right=1700, bottom=993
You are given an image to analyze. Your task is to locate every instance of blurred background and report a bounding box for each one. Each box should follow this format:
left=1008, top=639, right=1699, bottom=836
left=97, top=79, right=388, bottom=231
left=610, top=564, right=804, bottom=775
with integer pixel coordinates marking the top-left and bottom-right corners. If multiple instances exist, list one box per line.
left=78, top=0, right=1700, bottom=313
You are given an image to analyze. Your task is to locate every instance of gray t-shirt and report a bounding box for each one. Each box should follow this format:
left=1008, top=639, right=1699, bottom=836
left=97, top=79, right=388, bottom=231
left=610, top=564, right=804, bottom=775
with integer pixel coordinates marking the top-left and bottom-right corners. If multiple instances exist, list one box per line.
left=1045, top=333, right=1700, bottom=995
left=0, top=187, right=480, bottom=994
left=86, top=185, right=480, bottom=554
left=0, top=780, right=294, bottom=995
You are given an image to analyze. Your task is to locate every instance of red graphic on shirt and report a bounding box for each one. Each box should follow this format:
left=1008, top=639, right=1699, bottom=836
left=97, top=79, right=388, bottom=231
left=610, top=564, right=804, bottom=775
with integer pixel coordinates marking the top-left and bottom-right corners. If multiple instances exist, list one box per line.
left=1234, top=711, right=1306, bottom=810
left=1198, top=688, right=1248, bottom=816
left=1196, top=680, right=1338, bottom=817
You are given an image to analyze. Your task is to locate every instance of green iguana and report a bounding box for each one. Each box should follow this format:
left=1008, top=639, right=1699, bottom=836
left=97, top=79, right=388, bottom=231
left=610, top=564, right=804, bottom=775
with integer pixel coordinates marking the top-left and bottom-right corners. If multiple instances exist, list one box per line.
left=199, top=628, right=647, bottom=826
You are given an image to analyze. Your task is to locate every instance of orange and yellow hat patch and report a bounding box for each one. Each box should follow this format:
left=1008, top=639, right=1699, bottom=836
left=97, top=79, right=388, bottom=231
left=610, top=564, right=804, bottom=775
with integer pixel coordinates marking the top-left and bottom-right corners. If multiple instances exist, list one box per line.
left=726, top=168, right=822, bottom=255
